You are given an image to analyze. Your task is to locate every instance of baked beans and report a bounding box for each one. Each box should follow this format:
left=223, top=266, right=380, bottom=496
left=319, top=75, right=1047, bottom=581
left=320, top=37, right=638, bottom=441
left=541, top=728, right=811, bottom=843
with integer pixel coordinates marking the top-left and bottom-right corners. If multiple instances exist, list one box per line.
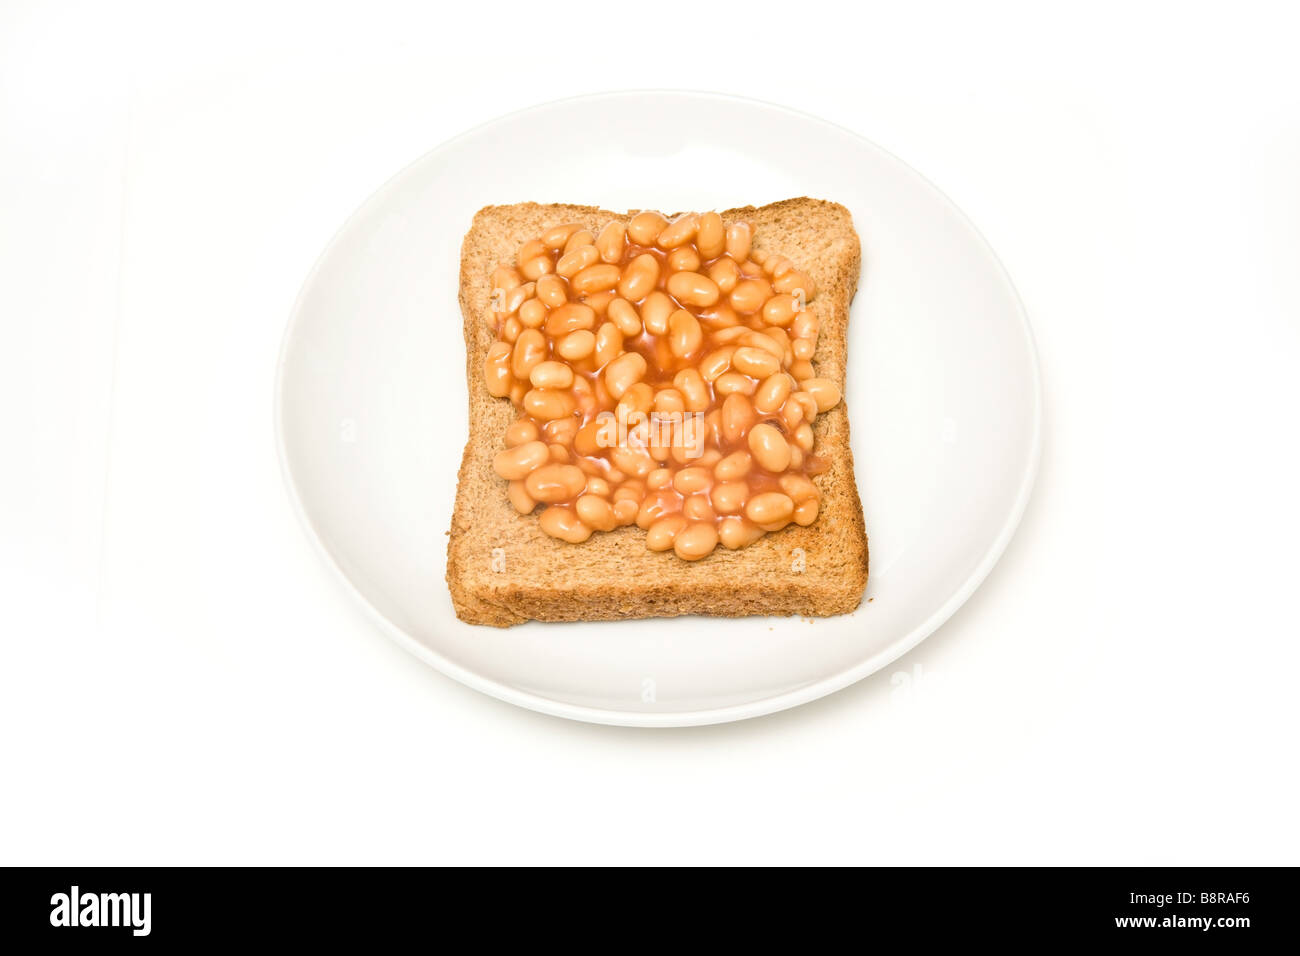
left=481, top=211, right=843, bottom=559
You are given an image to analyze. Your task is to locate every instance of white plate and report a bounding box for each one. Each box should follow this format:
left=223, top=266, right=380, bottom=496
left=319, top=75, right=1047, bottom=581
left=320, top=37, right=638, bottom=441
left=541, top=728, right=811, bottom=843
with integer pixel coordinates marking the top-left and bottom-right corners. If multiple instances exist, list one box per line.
left=275, top=91, right=1041, bottom=727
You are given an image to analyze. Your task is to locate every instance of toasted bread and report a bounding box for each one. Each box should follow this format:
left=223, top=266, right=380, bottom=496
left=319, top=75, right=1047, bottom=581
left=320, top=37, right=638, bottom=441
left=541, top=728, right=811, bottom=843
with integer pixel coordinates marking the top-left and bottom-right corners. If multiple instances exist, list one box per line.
left=446, top=198, right=867, bottom=627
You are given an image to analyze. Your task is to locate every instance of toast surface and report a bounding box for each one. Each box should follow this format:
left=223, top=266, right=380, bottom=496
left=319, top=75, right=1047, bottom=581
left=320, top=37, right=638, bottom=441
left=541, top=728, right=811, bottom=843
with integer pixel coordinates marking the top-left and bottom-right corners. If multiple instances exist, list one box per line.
left=447, top=199, right=867, bottom=627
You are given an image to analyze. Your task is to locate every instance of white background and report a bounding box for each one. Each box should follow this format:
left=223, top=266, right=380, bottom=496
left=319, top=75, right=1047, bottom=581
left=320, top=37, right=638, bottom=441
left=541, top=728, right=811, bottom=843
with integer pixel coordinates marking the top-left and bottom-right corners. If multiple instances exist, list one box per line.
left=2, top=0, right=1297, bottom=865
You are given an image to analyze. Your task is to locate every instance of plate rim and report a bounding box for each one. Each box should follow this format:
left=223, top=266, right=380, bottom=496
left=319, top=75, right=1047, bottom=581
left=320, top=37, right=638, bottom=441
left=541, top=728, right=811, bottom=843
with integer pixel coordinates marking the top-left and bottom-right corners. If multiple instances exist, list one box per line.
left=273, top=89, right=1044, bottom=728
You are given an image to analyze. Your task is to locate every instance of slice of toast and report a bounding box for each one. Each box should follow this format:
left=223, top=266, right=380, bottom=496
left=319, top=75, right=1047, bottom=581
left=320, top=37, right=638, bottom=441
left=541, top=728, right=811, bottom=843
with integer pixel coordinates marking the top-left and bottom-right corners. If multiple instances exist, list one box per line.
left=447, top=198, right=867, bottom=627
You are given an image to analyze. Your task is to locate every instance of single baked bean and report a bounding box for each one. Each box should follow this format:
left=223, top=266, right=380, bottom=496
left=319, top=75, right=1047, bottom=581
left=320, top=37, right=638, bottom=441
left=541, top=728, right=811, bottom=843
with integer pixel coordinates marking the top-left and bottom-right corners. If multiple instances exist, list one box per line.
left=714, top=372, right=756, bottom=397
left=664, top=428, right=695, bottom=466
left=523, top=388, right=577, bottom=421
left=504, top=419, right=540, bottom=447
left=721, top=392, right=755, bottom=445
left=668, top=246, right=701, bottom=273
left=656, top=214, right=697, bottom=249
left=640, top=291, right=674, bottom=335
left=725, top=222, right=752, bottom=260
left=501, top=316, right=522, bottom=342
left=779, top=473, right=818, bottom=502
left=539, top=505, right=591, bottom=543
left=793, top=338, right=814, bottom=360
left=765, top=256, right=792, bottom=278
left=617, top=381, right=653, bottom=417
left=672, top=466, right=712, bottom=495
left=533, top=274, right=564, bottom=308
left=573, top=421, right=604, bottom=457
left=791, top=311, right=818, bottom=340
left=673, top=368, right=710, bottom=412
left=551, top=424, right=582, bottom=454
left=571, top=263, right=621, bottom=295
left=748, top=422, right=792, bottom=472
left=595, top=221, right=626, bottom=262
left=754, top=373, right=793, bottom=414
left=696, top=211, right=725, bottom=259
left=714, top=449, right=752, bottom=481
left=707, top=256, right=741, bottom=294
left=699, top=346, right=734, bottom=383
left=562, top=230, right=594, bottom=254
left=525, top=463, right=586, bottom=503
left=762, top=294, right=799, bottom=327
left=702, top=313, right=742, bottom=342
left=792, top=496, right=819, bottom=526
left=484, top=341, right=513, bottom=397
left=492, top=266, right=523, bottom=292
left=712, top=325, right=750, bottom=344
left=794, top=391, right=819, bottom=421
left=789, top=359, right=814, bottom=380
left=704, top=408, right=723, bottom=448
left=510, top=329, right=547, bottom=379
left=668, top=309, right=704, bottom=358
left=696, top=447, right=721, bottom=468
left=517, top=239, right=547, bottom=270
left=493, top=440, right=549, bottom=480
left=710, top=480, right=748, bottom=514
left=647, top=467, right=673, bottom=490
left=745, top=491, right=794, bottom=525
left=653, top=387, right=685, bottom=415
left=610, top=445, right=655, bottom=479
left=782, top=397, right=804, bottom=430
left=639, top=336, right=668, bottom=380
left=529, top=360, right=574, bottom=389
left=627, top=211, right=668, bottom=245
left=576, top=494, right=617, bottom=531
left=645, top=434, right=671, bottom=467
left=765, top=324, right=792, bottom=349
left=543, top=302, right=596, bottom=337
left=794, top=422, right=815, bottom=452
left=613, top=479, right=645, bottom=502
left=774, top=269, right=816, bottom=299
left=617, top=253, right=660, bottom=301
left=682, top=493, right=715, bottom=522
left=666, top=271, right=720, bottom=308
left=557, top=329, right=596, bottom=360
left=731, top=346, right=780, bottom=378
left=718, top=516, right=764, bottom=550
left=673, top=522, right=718, bottom=560
left=618, top=379, right=655, bottom=416
left=507, top=480, right=535, bottom=514
left=645, top=514, right=687, bottom=551
left=542, top=222, right=583, bottom=250
left=520, top=253, right=553, bottom=281
left=801, top=377, right=842, bottom=412
left=607, top=297, right=642, bottom=337
left=556, top=244, right=600, bottom=278
left=636, top=489, right=681, bottom=528
left=594, top=322, right=623, bottom=367
left=519, top=298, right=546, bottom=328
left=729, top=278, right=770, bottom=313
left=612, top=498, right=639, bottom=525
left=494, top=286, right=525, bottom=320
left=746, top=332, right=782, bottom=360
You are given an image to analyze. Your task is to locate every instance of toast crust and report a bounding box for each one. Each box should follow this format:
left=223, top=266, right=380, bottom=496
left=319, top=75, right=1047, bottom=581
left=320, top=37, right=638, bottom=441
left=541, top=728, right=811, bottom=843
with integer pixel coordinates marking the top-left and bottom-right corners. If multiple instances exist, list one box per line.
left=447, top=199, right=867, bottom=627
